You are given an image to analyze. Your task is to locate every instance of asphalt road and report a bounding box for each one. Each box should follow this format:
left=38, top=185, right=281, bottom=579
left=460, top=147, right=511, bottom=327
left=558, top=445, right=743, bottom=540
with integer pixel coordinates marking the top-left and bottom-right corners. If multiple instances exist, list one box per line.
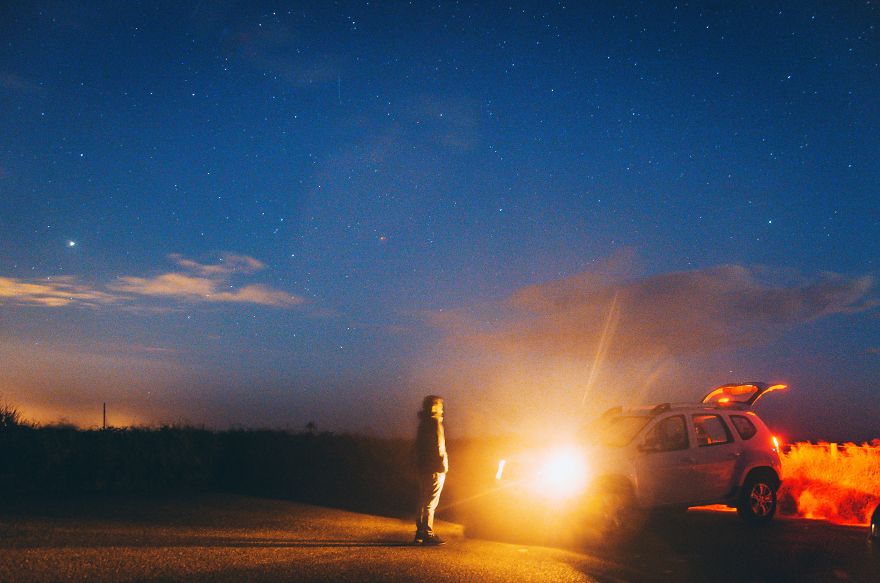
left=0, top=495, right=877, bottom=583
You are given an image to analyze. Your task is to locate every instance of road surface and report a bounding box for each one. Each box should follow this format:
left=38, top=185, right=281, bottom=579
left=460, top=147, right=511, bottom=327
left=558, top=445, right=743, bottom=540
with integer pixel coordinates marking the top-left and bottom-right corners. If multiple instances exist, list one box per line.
left=0, top=495, right=876, bottom=582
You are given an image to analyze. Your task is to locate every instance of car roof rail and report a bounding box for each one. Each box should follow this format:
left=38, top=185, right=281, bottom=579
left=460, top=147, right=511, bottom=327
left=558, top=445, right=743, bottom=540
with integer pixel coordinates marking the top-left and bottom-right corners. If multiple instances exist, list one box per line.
left=712, top=401, right=751, bottom=411
left=651, top=402, right=672, bottom=415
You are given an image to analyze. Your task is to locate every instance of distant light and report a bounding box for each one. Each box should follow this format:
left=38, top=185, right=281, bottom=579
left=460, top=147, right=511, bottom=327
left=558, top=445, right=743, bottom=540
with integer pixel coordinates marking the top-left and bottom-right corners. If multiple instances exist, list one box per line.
left=67, top=240, right=76, bottom=247
left=496, top=459, right=506, bottom=480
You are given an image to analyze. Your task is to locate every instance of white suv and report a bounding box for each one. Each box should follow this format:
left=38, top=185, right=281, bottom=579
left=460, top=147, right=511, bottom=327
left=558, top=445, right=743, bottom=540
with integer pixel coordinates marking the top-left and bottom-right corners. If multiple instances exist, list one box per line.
left=492, top=383, right=786, bottom=539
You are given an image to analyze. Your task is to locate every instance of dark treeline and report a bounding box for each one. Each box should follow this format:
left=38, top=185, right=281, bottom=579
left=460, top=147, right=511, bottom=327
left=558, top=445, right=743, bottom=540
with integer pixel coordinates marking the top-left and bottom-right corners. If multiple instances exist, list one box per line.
left=0, top=421, right=421, bottom=517
left=0, top=403, right=513, bottom=521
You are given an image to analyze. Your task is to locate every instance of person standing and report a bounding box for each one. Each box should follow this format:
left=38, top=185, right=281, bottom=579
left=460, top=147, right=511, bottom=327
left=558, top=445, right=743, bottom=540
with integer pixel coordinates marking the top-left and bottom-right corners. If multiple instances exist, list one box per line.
left=414, top=395, right=448, bottom=545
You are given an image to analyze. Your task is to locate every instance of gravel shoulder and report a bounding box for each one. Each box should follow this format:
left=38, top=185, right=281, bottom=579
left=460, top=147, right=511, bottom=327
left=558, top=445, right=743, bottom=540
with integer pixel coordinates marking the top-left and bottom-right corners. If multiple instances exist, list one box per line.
left=0, top=495, right=598, bottom=583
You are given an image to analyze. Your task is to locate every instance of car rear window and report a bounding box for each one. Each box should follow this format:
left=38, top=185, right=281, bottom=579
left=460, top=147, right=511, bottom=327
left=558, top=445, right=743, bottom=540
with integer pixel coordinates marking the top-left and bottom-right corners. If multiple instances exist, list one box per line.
left=692, top=414, right=733, bottom=446
left=730, top=415, right=757, bottom=440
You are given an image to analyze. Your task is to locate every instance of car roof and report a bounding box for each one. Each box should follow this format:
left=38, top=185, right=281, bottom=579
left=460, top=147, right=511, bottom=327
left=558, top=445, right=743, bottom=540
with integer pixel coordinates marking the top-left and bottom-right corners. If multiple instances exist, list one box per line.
left=601, top=381, right=788, bottom=419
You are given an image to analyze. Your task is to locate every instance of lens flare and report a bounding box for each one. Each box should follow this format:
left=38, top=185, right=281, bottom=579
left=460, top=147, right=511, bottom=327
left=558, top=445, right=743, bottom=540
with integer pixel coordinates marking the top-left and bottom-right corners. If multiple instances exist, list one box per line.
left=534, top=447, right=590, bottom=500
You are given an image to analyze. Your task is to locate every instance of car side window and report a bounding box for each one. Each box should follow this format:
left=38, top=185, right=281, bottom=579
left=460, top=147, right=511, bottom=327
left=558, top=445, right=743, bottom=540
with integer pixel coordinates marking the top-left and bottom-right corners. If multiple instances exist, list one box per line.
left=730, top=415, right=757, bottom=440
left=692, top=414, right=733, bottom=446
left=643, top=415, right=689, bottom=452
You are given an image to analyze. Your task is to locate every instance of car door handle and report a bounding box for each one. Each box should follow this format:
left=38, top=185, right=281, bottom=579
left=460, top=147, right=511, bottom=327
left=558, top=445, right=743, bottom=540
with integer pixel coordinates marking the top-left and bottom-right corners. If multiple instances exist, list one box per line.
left=682, top=456, right=696, bottom=464
left=727, top=452, right=741, bottom=459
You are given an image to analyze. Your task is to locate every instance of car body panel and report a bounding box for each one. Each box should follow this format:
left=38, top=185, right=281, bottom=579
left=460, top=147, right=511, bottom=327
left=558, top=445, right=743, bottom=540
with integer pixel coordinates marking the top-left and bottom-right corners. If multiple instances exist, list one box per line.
left=632, top=444, right=700, bottom=506
left=491, top=383, right=786, bottom=520
left=687, top=412, right=741, bottom=499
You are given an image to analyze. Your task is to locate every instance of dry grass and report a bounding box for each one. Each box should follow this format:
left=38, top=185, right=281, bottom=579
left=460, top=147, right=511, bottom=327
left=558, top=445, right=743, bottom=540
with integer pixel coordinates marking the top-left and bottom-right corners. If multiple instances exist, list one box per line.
left=779, top=440, right=880, bottom=525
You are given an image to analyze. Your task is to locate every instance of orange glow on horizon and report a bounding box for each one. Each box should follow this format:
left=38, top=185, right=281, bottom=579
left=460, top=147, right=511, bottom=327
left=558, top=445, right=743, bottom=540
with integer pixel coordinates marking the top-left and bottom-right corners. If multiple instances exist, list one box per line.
left=9, top=400, right=147, bottom=429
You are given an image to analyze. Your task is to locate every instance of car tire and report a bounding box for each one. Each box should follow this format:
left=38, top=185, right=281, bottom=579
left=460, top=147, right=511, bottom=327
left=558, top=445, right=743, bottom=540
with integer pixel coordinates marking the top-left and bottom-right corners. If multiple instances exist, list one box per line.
left=869, top=504, right=879, bottom=543
left=737, top=473, right=778, bottom=523
left=595, top=480, right=641, bottom=545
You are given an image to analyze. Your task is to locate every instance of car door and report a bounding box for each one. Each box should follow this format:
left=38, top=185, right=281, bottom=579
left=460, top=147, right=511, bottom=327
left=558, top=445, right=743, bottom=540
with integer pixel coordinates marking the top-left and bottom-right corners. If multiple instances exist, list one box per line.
left=632, top=414, right=700, bottom=507
left=688, top=413, right=742, bottom=501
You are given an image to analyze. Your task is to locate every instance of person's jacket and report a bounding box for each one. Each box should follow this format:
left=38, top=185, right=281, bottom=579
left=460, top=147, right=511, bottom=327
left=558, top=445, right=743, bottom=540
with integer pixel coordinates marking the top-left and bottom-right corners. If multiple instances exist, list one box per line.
left=416, top=411, right=448, bottom=474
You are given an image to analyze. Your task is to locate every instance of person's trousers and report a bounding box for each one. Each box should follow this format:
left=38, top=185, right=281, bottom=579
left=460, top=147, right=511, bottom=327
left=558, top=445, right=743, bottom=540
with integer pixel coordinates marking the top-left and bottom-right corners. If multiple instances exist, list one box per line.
left=416, top=471, right=446, bottom=535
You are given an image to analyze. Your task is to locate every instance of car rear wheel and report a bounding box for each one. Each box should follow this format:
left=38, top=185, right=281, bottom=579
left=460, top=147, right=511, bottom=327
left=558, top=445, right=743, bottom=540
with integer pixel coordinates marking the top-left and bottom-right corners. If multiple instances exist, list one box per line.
left=737, top=473, right=778, bottom=523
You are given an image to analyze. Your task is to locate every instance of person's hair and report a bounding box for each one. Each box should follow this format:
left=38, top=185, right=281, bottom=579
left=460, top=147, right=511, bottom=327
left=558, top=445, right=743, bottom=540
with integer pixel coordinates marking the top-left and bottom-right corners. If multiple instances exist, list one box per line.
left=422, top=395, right=443, bottom=410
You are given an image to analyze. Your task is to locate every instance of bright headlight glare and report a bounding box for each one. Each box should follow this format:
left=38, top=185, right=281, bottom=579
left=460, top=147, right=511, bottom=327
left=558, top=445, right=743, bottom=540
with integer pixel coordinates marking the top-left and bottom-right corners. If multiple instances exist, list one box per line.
left=534, top=447, right=589, bottom=499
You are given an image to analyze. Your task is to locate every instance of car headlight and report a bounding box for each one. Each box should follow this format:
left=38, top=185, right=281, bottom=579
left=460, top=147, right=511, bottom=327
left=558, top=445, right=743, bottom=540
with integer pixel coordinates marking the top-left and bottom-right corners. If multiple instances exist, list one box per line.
left=534, top=447, right=590, bottom=500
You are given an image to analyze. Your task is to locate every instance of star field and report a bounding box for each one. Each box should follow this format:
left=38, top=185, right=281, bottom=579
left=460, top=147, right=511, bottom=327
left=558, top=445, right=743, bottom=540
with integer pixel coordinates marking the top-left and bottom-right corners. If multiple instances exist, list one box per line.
left=0, top=1, right=877, bottom=438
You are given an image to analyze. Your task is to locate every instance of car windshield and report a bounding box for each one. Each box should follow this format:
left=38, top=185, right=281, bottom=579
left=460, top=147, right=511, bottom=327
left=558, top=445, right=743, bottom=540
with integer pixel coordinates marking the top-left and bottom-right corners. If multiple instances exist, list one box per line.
left=585, top=415, right=651, bottom=447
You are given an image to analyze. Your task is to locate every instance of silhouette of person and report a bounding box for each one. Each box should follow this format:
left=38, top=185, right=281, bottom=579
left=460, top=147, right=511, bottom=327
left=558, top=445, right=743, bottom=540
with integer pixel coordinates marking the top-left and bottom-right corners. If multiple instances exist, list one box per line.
left=414, top=395, right=448, bottom=545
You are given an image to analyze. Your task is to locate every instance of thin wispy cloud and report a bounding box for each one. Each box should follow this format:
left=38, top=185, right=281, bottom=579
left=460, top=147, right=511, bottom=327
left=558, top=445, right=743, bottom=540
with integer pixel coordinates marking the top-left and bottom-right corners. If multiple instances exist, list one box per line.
left=191, top=10, right=343, bottom=89
left=112, top=273, right=216, bottom=299
left=0, top=276, right=118, bottom=307
left=168, top=253, right=265, bottom=277
left=0, top=72, right=43, bottom=94
left=0, top=254, right=304, bottom=309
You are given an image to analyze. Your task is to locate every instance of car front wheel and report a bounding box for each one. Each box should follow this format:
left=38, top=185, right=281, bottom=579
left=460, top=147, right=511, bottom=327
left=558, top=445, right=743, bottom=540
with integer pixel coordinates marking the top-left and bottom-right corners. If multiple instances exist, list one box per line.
left=594, top=481, right=642, bottom=545
left=737, top=474, right=778, bottom=523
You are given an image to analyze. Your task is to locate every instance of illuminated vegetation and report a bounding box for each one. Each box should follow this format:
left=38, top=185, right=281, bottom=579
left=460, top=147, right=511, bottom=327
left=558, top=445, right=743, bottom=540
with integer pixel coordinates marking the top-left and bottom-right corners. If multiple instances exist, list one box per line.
left=779, top=441, right=880, bottom=525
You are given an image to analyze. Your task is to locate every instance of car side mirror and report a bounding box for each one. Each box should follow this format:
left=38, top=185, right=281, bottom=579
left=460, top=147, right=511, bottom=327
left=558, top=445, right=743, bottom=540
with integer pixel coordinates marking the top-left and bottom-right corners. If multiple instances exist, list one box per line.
left=638, top=442, right=661, bottom=454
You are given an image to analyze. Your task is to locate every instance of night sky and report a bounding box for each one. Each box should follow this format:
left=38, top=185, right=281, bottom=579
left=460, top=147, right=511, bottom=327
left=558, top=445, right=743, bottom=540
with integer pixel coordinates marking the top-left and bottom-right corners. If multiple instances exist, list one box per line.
left=1, top=1, right=877, bottom=440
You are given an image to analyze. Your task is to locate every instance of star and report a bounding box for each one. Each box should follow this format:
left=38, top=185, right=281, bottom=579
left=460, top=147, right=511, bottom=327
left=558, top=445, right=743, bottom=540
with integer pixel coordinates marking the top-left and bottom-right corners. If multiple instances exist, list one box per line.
left=67, top=240, right=76, bottom=247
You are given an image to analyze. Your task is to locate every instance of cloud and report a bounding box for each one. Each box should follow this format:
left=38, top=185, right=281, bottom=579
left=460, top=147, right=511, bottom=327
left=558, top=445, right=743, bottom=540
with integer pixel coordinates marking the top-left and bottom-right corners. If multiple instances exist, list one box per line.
left=113, top=344, right=177, bottom=355
left=415, top=256, right=875, bottom=435
left=434, top=263, right=874, bottom=361
left=0, top=72, right=43, bottom=94
left=197, top=13, right=342, bottom=89
left=0, top=254, right=304, bottom=309
left=111, top=254, right=303, bottom=308
left=0, top=276, right=118, bottom=307
left=210, top=284, right=303, bottom=307
left=168, top=253, right=265, bottom=277
left=112, top=272, right=216, bottom=299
